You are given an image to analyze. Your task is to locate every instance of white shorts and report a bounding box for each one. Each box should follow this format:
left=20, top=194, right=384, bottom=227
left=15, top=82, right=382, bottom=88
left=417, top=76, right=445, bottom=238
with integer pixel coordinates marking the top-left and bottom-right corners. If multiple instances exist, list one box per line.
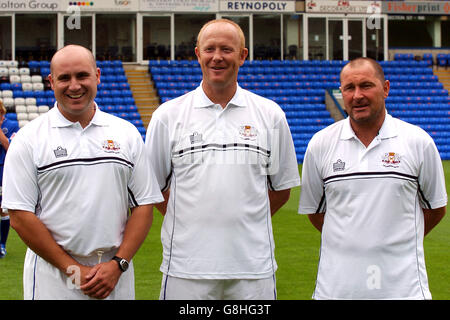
left=23, top=248, right=135, bottom=300
left=160, top=274, right=277, bottom=300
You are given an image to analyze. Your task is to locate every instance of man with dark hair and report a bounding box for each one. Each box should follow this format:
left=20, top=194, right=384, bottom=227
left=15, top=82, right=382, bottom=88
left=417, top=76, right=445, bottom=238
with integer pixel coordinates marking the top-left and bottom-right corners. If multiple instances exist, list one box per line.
left=299, top=57, right=447, bottom=299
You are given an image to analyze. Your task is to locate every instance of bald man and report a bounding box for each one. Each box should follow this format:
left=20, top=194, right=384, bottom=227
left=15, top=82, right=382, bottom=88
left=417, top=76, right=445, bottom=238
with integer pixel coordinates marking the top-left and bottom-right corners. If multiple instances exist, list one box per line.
left=146, top=19, right=300, bottom=300
left=1, top=45, right=163, bottom=300
left=298, top=57, right=447, bottom=299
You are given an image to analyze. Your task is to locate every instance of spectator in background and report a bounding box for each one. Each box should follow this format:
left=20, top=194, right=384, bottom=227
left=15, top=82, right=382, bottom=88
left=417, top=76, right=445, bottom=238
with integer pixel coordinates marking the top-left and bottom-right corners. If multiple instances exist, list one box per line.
left=0, top=100, right=19, bottom=258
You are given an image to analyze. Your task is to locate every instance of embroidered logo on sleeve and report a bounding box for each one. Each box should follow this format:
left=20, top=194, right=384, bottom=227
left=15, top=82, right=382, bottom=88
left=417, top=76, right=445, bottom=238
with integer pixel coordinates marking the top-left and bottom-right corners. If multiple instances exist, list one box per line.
left=382, top=152, right=401, bottom=167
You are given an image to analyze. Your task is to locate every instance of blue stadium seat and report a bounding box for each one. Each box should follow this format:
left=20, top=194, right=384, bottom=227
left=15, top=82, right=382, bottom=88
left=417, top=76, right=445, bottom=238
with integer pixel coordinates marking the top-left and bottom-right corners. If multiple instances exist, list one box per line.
left=23, top=91, right=35, bottom=98
left=129, top=112, right=141, bottom=120
left=437, top=53, right=448, bottom=68
left=131, top=119, right=144, bottom=128
left=137, top=126, right=146, bottom=135
left=36, top=97, right=47, bottom=105
left=0, top=83, right=11, bottom=90
left=34, top=91, right=45, bottom=98
left=422, top=54, right=433, bottom=66
left=13, top=90, right=24, bottom=98
left=112, top=60, right=123, bottom=67
left=102, top=105, right=116, bottom=113
left=47, top=97, right=55, bottom=105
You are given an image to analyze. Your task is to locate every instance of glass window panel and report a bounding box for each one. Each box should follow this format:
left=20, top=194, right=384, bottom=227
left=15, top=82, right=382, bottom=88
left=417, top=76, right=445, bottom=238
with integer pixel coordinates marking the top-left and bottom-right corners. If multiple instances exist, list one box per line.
left=143, top=16, right=171, bottom=60
left=441, top=20, right=449, bottom=48
left=0, top=16, right=12, bottom=60
left=96, top=14, right=136, bottom=61
left=328, top=20, right=342, bottom=60
left=15, top=14, right=57, bottom=61
left=64, top=16, right=92, bottom=50
left=284, top=14, right=302, bottom=60
left=254, top=14, right=281, bottom=60
left=366, top=18, right=384, bottom=61
left=348, top=20, right=363, bottom=60
left=308, top=17, right=326, bottom=60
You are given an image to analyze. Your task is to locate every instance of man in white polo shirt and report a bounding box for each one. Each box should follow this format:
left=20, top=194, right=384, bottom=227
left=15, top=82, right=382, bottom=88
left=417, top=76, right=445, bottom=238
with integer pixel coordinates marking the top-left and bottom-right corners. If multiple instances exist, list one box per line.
left=1, top=45, right=163, bottom=300
left=298, top=57, right=447, bottom=299
left=146, top=19, right=300, bottom=299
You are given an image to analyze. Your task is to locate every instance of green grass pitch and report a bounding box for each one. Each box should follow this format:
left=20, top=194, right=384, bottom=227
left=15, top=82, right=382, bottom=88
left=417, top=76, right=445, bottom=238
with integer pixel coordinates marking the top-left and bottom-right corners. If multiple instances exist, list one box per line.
left=1, top=163, right=449, bottom=300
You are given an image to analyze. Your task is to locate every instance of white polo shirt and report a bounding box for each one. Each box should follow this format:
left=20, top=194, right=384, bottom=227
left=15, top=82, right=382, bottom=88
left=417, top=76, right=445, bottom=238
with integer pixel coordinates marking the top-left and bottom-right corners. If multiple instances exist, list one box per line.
left=298, top=113, right=447, bottom=300
left=146, top=84, right=300, bottom=279
left=1, top=105, right=163, bottom=257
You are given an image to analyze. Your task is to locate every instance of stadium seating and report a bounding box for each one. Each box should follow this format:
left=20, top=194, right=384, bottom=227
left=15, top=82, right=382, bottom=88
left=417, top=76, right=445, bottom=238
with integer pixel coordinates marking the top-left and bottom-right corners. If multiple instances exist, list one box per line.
left=0, top=60, right=51, bottom=127
left=2, top=58, right=449, bottom=158
left=150, top=59, right=345, bottom=162
left=436, top=53, right=450, bottom=68
left=0, top=60, right=145, bottom=139
left=422, top=53, right=433, bottom=67
left=150, top=58, right=450, bottom=162
left=386, top=54, right=450, bottom=160
left=94, top=60, right=145, bottom=139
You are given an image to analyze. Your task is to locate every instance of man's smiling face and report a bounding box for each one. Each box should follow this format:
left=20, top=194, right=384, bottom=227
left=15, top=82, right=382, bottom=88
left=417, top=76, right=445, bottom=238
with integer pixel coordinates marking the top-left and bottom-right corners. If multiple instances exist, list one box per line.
left=49, top=45, right=100, bottom=123
left=195, top=21, right=247, bottom=92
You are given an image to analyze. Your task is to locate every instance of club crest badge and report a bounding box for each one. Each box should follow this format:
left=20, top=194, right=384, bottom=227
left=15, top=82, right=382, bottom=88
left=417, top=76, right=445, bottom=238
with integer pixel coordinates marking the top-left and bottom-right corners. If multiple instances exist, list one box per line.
left=382, top=152, right=401, bottom=167
left=102, top=140, right=121, bottom=153
left=239, top=125, right=257, bottom=140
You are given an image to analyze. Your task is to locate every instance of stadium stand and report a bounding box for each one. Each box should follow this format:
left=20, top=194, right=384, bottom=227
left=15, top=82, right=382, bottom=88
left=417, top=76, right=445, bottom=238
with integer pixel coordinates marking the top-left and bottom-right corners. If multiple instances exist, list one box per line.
left=1, top=57, right=448, bottom=161
left=385, top=55, right=450, bottom=161
left=0, top=60, right=50, bottom=128
left=0, top=59, right=146, bottom=140
left=150, top=58, right=450, bottom=162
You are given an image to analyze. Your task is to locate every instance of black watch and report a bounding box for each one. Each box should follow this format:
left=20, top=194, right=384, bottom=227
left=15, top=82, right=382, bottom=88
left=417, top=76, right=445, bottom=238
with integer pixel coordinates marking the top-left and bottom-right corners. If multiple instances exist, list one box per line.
left=112, top=256, right=129, bottom=272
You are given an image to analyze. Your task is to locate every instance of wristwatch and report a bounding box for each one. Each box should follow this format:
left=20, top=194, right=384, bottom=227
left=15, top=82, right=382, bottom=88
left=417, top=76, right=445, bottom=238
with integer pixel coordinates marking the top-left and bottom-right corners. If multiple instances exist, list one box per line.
left=112, top=256, right=129, bottom=272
